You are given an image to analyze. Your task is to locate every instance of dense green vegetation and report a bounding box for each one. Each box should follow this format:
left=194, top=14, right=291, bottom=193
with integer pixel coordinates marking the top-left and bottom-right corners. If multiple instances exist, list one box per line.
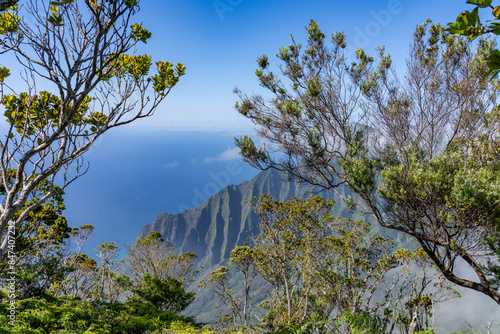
left=0, top=293, right=196, bottom=334
left=0, top=0, right=499, bottom=333
left=202, top=195, right=460, bottom=333
left=2, top=167, right=494, bottom=333
left=0, top=224, right=201, bottom=333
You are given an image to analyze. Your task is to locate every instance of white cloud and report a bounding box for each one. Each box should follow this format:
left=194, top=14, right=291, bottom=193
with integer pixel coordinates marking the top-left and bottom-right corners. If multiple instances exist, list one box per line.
left=202, top=147, right=241, bottom=164
left=162, top=161, right=179, bottom=168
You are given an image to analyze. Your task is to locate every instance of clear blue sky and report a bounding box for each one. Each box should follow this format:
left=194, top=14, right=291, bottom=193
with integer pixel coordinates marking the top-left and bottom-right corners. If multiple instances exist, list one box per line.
left=125, top=0, right=469, bottom=130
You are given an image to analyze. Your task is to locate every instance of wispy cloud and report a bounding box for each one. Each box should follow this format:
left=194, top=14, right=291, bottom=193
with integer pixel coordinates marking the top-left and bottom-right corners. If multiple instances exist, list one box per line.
left=202, top=147, right=241, bottom=164
left=162, top=161, right=179, bottom=168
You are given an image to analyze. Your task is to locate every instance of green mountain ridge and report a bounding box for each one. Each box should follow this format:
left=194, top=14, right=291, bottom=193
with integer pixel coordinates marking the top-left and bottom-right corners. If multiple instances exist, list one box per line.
left=139, top=168, right=356, bottom=323
left=139, top=168, right=355, bottom=269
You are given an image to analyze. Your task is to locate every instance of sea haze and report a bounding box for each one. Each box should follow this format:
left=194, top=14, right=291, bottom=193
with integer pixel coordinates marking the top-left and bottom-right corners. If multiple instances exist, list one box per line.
left=62, top=127, right=259, bottom=254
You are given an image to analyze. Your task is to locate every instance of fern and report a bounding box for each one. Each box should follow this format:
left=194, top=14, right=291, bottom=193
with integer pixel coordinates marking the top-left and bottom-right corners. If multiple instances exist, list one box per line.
left=337, top=312, right=388, bottom=334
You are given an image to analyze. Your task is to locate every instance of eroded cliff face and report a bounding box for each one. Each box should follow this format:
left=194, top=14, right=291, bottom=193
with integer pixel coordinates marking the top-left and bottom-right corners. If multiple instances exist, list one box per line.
left=138, top=168, right=357, bottom=268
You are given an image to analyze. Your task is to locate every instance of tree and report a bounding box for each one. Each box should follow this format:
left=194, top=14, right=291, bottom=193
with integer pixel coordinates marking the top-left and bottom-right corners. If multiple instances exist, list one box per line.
left=201, top=246, right=258, bottom=328
left=93, top=241, right=119, bottom=302
left=0, top=174, right=72, bottom=297
left=234, top=20, right=500, bottom=304
left=0, top=0, right=185, bottom=260
left=0, top=170, right=70, bottom=277
left=387, top=248, right=459, bottom=333
left=129, top=272, right=195, bottom=313
left=55, top=224, right=96, bottom=299
left=12, top=241, right=69, bottom=298
left=125, top=231, right=197, bottom=315
left=49, top=226, right=131, bottom=303
left=0, top=171, right=69, bottom=267
left=59, top=252, right=97, bottom=299
left=201, top=195, right=457, bottom=332
left=201, top=266, right=242, bottom=328
left=249, top=195, right=335, bottom=328
left=125, top=231, right=198, bottom=284
left=229, top=246, right=258, bottom=327
left=248, top=195, right=456, bottom=333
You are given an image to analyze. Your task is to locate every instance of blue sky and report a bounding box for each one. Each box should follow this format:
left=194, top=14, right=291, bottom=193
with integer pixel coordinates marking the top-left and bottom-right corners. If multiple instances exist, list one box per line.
left=124, top=0, right=471, bottom=130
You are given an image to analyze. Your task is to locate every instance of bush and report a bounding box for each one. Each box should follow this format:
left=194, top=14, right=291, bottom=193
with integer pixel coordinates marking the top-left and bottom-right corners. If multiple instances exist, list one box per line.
left=0, top=295, right=196, bottom=333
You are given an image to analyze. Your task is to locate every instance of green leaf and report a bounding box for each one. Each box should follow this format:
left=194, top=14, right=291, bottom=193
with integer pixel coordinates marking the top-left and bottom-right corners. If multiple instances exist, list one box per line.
left=446, top=8, right=484, bottom=40
left=493, top=6, right=500, bottom=19
left=0, top=66, right=10, bottom=82
left=50, top=0, right=74, bottom=5
left=130, top=23, right=152, bottom=44
left=486, top=49, right=500, bottom=79
left=0, top=10, right=20, bottom=35
left=124, top=0, right=138, bottom=8
left=489, top=21, right=500, bottom=34
left=467, top=0, right=493, bottom=8
left=48, top=14, right=64, bottom=26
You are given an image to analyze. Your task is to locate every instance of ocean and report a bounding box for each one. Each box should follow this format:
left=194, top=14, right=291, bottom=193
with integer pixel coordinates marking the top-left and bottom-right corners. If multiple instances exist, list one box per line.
left=62, top=127, right=259, bottom=254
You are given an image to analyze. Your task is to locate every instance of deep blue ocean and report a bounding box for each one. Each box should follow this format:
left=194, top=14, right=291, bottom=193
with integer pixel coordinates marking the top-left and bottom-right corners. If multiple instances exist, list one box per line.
left=62, top=127, right=259, bottom=254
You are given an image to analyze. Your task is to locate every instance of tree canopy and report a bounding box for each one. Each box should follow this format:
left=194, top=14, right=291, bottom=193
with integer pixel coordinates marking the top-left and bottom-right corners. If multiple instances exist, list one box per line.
left=205, top=195, right=457, bottom=333
left=0, top=0, right=185, bottom=261
left=235, top=19, right=500, bottom=304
